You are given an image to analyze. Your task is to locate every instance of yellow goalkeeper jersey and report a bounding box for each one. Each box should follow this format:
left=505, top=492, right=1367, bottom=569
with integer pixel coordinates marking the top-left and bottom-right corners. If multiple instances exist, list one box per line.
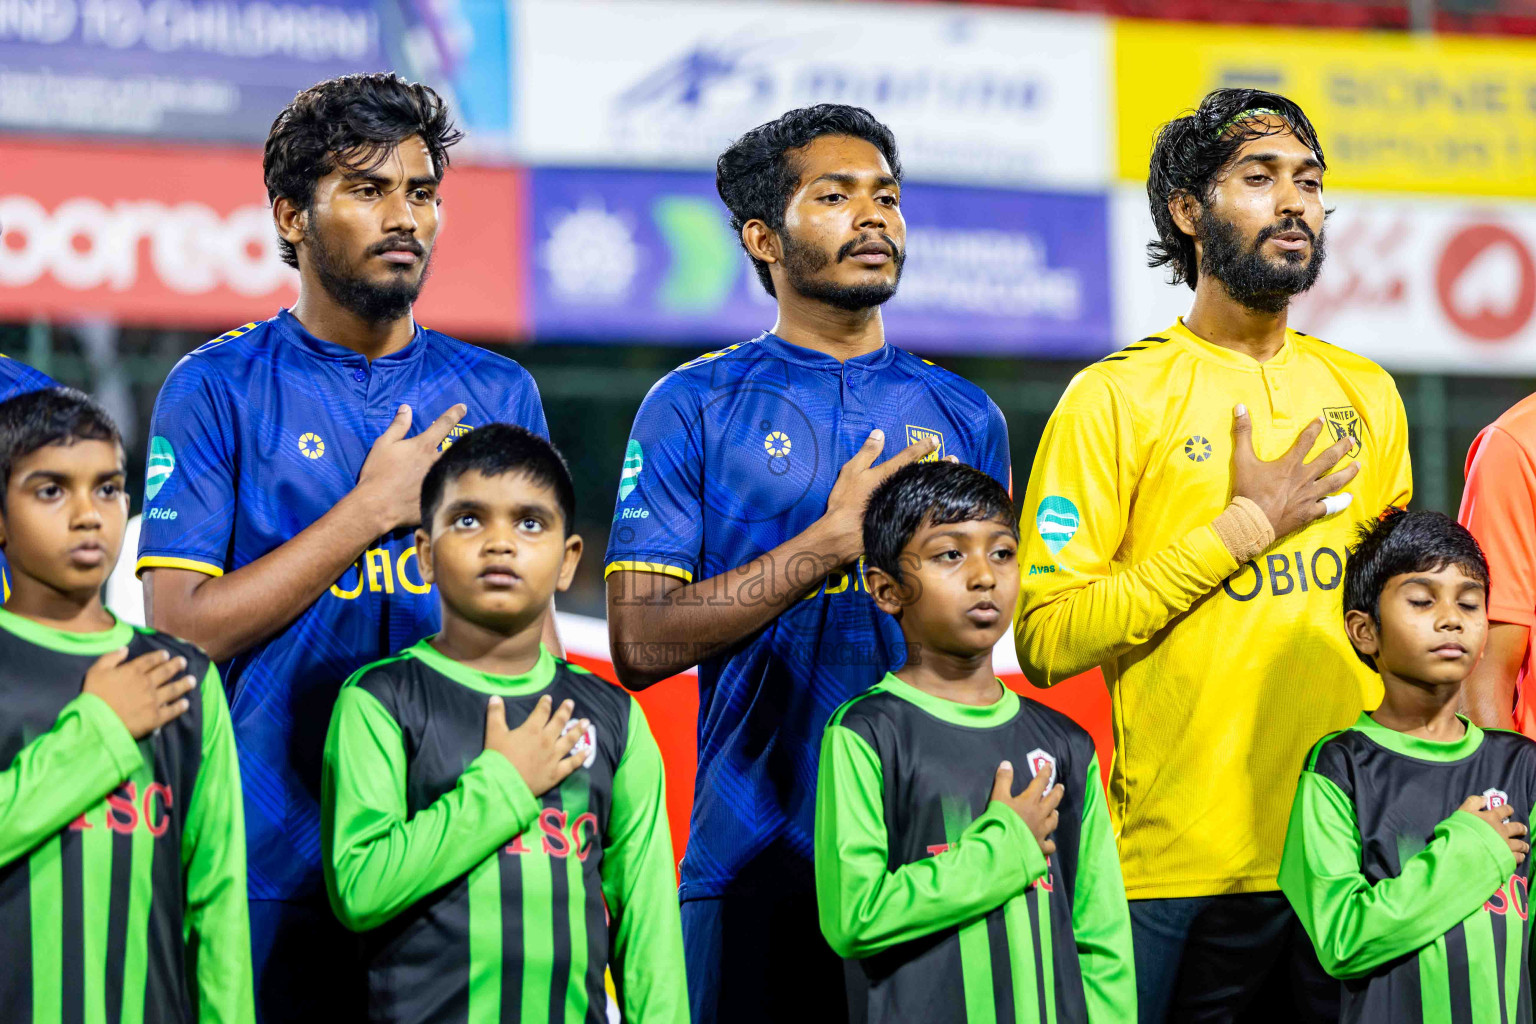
left=1015, top=318, right=1412, bottom=900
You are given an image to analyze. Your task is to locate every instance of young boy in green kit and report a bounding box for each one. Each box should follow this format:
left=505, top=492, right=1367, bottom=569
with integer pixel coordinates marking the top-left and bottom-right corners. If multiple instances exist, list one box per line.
left=815, top=460, right=1135, bottom=1023
left=0, top=387, right=252, bottom=1021
left=1280, top=509, right=1535, bottom=1022
left=322, top=423, right=686, bottom=1024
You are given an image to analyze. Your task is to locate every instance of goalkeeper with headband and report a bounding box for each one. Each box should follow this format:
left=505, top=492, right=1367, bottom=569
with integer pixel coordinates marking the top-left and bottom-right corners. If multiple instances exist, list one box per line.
left=1014, top=88, right=1412, bottom=1023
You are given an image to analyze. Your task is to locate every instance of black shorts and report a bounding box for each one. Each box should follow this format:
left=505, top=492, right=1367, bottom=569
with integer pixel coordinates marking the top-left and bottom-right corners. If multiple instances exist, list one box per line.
left=682, top=887, right=848, bottom=1023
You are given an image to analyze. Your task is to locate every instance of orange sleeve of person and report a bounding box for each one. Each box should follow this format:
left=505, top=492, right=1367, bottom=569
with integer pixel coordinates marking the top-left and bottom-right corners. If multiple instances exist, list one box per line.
left=1460, top=423, right=1536, bottom=628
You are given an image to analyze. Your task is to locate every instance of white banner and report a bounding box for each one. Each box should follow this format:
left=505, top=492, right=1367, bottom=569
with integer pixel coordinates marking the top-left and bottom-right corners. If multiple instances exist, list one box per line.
left=512, top=0, right=1109, bottom=189
left=1111, top=186, right=1536, bottom=374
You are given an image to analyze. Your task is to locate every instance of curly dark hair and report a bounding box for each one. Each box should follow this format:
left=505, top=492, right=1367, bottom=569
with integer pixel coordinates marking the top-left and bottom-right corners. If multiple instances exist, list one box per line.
left=716, top=103, right=901, bottom=297
left=264, top=73, right=464, bottom=269
left=1146, top=88, right=1325, bottom=290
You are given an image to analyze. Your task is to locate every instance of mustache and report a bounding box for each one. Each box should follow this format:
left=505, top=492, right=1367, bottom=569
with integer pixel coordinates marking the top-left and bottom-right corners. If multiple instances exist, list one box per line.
left=1254, top=218, right=1316, bottom=247
left=369, top=235, right=424, bottom=257
left=836, top=233, right=902, bottom=262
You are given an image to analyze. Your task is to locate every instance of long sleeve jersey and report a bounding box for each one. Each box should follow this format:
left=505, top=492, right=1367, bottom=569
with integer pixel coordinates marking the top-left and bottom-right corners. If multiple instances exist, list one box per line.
left=815, top=673, right=1134, bottom=1023
left=1015, top=318, right=1413, bottom=898
left=1280, top=713, right=1533, bottom=1023
left=322, top=640, right=686, bottom=1024
left=0, top=608, right=252, bottom=1023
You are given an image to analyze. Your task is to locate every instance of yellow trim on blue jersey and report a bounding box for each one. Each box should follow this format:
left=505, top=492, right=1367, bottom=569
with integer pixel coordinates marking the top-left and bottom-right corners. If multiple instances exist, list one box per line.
left=135, top=555, right=225, bottom=579
left=193, top=322, right=259, bottom=354
left=677, top=343, right=744, bottom=370
left=603, top=560, right=694, bottom=583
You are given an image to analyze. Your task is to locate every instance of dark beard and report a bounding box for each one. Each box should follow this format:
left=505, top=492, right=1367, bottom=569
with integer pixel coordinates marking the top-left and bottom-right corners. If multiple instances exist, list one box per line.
left=307, top=225, right=431, bottom=323
left=1199, top=211, right=1326, bottom=315
left=781, top=230, right=905, bottom=312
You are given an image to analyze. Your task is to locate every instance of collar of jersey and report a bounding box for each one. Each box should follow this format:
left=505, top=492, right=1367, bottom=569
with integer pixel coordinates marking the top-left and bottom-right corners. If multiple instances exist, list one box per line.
left=752, top=331, right=897, bottom=372
left=1352, top=710, right=1484, bottom=762
left=406, top=638, right=558, bottom=694
left=0, top=607, right=134, bottom=654
left=876, top=672, right=1020, bottom=728
left=1167, top=317, right=1298, bottom=372
left=276, top=308, right=425, bottom=365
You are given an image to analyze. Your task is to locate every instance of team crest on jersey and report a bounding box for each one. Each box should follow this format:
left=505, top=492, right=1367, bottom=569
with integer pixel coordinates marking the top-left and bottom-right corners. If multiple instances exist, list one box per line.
left=562, top=718, right=598, bottom=769
left=438, top=423, right=473, bottom=453
left=1484, top=788, right=1510, bottom=810
left=298, top=432, right=325, bottom=459
left=1323, top=406, right=1363, bottom=458
left=1184, top=435, right=1212, bottom=463
left=906, top=425, right=945, bottom=462
left=1025, top=748, right=1057, bottom=791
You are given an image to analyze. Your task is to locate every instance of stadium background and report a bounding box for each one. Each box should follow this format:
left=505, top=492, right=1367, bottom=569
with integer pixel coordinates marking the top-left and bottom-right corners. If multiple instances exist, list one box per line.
left=6, top=0, right=1536, bottom=861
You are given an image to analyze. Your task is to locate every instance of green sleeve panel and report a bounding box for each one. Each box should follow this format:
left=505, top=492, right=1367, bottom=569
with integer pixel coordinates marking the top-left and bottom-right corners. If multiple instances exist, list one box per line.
left=0, top=691, right=140, bottom=868
left=180, top=664, right=255, bottom=1023
left=1071, top=754, right=1137, bottom=1023
left=322, top=685, right=541, bottom=932
left=814, top=724, right=1046, bottom=960
left=600, top=700, right=687, bottom=1024
left=1278, top=771, right=1516, bottom=980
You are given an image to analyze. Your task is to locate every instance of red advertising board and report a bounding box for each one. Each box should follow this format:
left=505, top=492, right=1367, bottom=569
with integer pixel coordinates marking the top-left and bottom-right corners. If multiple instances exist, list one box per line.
left=0, top=138, right=527, bottom=338
left=556, top=614, right=1113, bottom=867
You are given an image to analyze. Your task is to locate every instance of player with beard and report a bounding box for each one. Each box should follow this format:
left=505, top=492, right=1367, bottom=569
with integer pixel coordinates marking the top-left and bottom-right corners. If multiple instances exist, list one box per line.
left=136, top=73, right=552, bottom=1023
left=605, top=104, right=1011, bottom=1022
left=1014, top=89, right=1413, bottom=1023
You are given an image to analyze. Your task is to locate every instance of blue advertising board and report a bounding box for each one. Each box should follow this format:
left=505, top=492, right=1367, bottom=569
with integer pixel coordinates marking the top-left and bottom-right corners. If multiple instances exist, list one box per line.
left=529, top=167, right=1113, bottom=357
left=0, top=0, right=510, bottom=144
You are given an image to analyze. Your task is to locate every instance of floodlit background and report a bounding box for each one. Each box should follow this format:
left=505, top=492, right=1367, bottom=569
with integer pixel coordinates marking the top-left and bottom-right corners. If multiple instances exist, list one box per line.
left=4, top=0, right=1536, bottom=626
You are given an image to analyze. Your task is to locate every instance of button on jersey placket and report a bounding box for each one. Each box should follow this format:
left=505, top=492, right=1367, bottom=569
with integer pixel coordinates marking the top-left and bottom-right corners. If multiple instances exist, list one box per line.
left=840, top=367, right=871, bottom=470
left=1262, top=366, right=1291, bottom=430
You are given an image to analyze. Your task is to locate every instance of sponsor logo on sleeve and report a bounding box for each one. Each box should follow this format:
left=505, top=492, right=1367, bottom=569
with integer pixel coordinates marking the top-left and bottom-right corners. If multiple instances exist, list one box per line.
left=1036, top=496, right=1079, bottom=556
left=618, top=439, right=643, bottom=500
left=145, top=436, right=175, bottom=500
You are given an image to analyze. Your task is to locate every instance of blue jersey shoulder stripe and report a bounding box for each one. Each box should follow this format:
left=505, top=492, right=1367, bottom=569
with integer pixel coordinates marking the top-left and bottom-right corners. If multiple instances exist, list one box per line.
left=676, top=342, right=745, bottom=370
left=191, top=322, right=260, bottom=355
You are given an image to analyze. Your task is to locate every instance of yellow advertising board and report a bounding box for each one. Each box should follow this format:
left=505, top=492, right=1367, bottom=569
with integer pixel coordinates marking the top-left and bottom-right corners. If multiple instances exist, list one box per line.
left=1115, top=19, right=1536, bottom=197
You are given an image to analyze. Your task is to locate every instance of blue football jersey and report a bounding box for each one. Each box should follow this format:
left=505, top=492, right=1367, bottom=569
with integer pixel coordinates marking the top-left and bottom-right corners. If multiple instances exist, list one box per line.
left=0, top=356, right=60, bottom=600
left=137, top=310, right=548, bottom=902
left=604, top=332, right=1011, bottom=900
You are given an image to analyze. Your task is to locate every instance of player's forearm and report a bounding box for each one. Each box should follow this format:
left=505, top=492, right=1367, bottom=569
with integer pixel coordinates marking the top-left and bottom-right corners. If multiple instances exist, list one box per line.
left=1285, top=812, right=1513, bottom=979
left=0, top=695, right=141, bottom=867
left=608, top=518, right=844, bottom=688
left=329, top=751, right=538, bottom=931
left=818, top=803, right=1044, bottom=959
left=1017, top=518, right=1243, bottom=687
left=146, top=489, right=391, bottom=662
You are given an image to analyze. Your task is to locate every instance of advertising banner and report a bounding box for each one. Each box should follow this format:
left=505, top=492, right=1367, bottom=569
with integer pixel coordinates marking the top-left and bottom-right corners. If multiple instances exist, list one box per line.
left=1112, top=185, right=1536, bottom=373
left=0, top=0, right=512, bottom=146
left=0, top=137, right=528, bottom=338
left=530, top=167, right=1114, bottom=356
left=1114, top=19, right=1536, bottom=198
left=513, top=0, right=1109, bottom=189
